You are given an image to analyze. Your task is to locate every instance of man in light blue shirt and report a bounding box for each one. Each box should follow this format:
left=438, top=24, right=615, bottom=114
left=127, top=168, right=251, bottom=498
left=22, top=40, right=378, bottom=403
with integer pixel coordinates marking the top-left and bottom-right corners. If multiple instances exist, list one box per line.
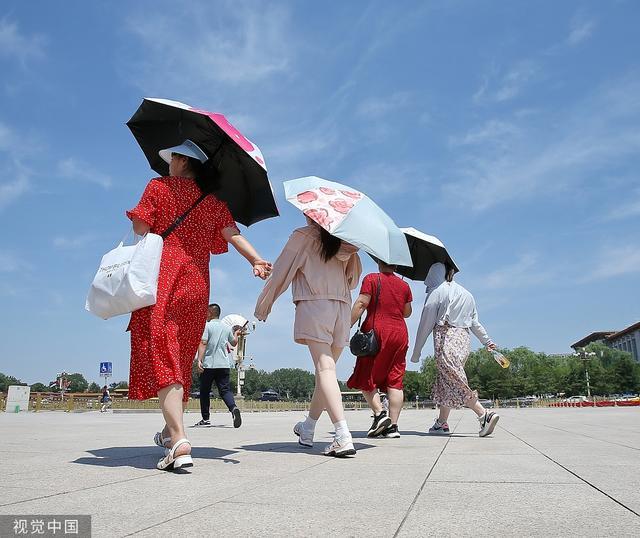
left=194, top=304, right=242, bottom=428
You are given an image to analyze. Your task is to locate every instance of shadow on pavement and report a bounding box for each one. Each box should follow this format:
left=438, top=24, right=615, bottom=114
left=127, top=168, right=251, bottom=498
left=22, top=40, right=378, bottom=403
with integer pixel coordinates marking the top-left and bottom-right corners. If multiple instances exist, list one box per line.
left=72, top=446, right=240, bottom=469
left=238, top=442, right=376, bottom=454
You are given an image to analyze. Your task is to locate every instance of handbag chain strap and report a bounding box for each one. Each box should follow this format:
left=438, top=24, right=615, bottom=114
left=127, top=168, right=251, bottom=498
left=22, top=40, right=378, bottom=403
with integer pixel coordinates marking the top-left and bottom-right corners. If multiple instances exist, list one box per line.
left=161, top=193, right=208, bottom=240
left=357, top=274, right=382, bottom=330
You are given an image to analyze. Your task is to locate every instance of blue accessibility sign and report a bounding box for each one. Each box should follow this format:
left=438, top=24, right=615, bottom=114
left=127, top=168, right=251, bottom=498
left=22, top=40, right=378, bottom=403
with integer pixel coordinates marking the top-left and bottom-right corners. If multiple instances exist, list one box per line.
left=99, top=362, right=113, bottom=375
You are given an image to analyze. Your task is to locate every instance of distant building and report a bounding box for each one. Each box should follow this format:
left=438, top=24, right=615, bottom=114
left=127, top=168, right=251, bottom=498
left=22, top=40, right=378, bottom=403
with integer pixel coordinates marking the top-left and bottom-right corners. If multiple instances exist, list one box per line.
left=606, top=322, right=640, bottom=362
left=571, top=322, right=640, bottom=362
left=571, top=332, right=616, bottom=349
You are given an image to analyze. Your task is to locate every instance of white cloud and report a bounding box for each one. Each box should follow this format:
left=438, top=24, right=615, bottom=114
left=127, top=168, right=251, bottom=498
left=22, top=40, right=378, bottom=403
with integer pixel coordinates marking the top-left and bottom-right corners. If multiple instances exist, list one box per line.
left=0, top=122, right=33, bottom=210
left=53, top=234, right=97, bottom=250
left=449, top=120, right=521, bottom=147
left=0, top=19, right=46, bottom=66
left=347, top=162, right=425, bottom=200
left=480, top=253, right=553, bottom=290
left=0, top=170, right=29, bottom=211
left=57, top=158, right=113, bottom=190
left=494, top=60, right=539, bottom=103
left=604, top=188, right=640, bottom=221
left=567, top=14, right=596, bottom=46
left=125, top=1, right=292, bottom=94
left=0, top=250, right=31, bottom=273
left=473, top=61, right=539, bottom=104
left=446, top=74, right=640, bottom=211
left=581, top=244, right=640, bottom=282
left=356, top=91, right=412, bottom=119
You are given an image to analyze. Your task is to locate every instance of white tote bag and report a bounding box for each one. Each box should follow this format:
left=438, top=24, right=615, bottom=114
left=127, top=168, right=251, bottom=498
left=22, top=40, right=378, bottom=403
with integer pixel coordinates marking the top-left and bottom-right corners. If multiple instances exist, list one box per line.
left=86, top=233, right=163, bottom=319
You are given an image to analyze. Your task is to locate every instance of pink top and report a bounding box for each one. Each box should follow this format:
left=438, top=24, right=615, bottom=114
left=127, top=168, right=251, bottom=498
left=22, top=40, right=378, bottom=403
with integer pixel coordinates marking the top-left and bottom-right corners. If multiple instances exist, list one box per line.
left=254, top=225, right=362, bottom=320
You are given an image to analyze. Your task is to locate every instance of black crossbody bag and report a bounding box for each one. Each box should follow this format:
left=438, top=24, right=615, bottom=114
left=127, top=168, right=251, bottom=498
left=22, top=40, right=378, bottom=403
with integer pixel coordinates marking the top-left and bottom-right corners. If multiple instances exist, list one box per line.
left=349, top=275, right=381, bottom=357
left=161, top=193, right=208, bottom=239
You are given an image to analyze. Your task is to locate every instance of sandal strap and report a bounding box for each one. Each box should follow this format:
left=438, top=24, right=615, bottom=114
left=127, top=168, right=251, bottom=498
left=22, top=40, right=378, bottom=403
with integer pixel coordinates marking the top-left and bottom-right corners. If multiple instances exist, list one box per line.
left=167, top=438, right=191, bottom=459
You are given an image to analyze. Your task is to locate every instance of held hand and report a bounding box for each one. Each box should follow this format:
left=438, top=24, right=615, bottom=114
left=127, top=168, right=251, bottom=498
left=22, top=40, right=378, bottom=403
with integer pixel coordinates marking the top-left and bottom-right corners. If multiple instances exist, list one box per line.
left=197, top=362, right=204, bottom=374
left=487, top=343, right=497, bottom=351
left=252, top=259, right=273, bottom=280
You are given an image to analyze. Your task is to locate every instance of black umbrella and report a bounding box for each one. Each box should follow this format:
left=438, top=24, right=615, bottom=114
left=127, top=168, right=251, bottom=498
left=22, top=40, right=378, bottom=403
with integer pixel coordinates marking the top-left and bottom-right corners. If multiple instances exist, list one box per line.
left=395, top=227, right=459, bottom=281
left=127, top=98, right=279, bottom=227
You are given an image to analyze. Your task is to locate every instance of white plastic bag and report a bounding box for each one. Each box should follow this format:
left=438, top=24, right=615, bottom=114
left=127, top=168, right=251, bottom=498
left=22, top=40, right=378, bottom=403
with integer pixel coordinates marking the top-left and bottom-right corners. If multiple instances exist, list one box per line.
left=86, top=233, right=163, bottom=319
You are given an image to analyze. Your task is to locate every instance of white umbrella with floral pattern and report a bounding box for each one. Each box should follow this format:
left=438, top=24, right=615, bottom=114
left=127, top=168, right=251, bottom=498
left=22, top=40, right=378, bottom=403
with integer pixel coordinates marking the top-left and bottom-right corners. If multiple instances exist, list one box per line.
left=283, top=176, right=412, bottom=266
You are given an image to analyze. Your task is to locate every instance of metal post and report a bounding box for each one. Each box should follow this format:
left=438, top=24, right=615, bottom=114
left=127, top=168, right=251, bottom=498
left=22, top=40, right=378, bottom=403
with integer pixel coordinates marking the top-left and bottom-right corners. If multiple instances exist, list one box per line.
left=573, top=348, right=595, bottom=400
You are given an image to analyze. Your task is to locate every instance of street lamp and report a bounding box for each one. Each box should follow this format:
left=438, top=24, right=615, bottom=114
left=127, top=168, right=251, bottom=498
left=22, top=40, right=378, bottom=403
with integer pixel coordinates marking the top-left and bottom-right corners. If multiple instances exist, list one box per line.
left=573, top=348, right=596, bottom=398
left=235, top=321, right=256, bottom=398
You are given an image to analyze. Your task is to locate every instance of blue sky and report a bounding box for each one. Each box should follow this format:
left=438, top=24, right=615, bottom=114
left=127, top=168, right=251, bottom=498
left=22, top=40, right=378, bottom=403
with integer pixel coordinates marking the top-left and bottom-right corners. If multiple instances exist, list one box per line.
left=1, top=1, right=638, bottom=386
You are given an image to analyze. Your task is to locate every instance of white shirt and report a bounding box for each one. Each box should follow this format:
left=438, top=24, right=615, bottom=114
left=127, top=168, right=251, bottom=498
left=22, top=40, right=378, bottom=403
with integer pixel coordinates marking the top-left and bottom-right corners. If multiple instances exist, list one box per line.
left=410, top=281, right=493, bottom=363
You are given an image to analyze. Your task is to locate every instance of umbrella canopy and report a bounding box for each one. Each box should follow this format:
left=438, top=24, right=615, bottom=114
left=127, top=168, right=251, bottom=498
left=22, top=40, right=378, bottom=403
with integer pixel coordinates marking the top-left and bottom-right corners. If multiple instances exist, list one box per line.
left=283, top=176, right=412, bottom=266
left=221, top=314, right=248, bottom=329
left=395, top=227, right=459, bottom=281
left=127, top=98, right=279, bottom=226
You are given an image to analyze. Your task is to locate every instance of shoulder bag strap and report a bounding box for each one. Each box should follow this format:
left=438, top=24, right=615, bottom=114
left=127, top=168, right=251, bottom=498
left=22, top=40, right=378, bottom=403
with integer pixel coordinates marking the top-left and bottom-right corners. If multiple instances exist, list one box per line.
left=161, top=193, right=208, bottom=240
left=371, top=274, right=381, bottom=331
left=357, top=274, right=382, bottom=329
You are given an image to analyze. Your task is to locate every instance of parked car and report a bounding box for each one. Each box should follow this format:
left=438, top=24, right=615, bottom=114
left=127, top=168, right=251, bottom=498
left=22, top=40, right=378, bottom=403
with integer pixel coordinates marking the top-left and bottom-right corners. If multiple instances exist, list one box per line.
left=563, top=395, right=588, bottom=403
left=259, top=390, right=280, bottom=402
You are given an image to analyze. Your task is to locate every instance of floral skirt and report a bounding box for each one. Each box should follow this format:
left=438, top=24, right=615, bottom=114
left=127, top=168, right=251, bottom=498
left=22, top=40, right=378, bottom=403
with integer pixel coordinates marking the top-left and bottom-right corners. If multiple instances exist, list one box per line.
left=432, top=324, right=477, bottom=408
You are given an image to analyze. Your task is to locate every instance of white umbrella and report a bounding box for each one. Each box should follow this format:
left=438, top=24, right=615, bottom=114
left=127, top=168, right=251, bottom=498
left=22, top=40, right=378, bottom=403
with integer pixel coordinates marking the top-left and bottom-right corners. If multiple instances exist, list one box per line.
left=221, top=314, right=248, bottom=329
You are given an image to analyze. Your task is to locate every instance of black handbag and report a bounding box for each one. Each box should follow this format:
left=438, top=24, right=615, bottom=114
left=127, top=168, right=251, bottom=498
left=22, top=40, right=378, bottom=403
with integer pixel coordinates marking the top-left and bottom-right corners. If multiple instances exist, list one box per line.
left=349, top=275, right=381, bottom=357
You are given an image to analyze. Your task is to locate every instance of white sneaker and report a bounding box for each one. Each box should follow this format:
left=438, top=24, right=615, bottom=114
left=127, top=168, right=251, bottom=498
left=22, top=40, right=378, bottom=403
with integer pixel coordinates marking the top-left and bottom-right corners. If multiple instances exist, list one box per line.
left=323, top=435, right=356, bottom=457
left=478, top=411, right=500, bottom=437
left=293, top=421, right=314, bottom=447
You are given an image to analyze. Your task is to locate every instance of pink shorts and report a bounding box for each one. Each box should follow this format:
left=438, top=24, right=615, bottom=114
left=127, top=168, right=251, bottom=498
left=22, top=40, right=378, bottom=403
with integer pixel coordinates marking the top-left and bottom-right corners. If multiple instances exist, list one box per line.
left=294, top=300, right=351, bottom=347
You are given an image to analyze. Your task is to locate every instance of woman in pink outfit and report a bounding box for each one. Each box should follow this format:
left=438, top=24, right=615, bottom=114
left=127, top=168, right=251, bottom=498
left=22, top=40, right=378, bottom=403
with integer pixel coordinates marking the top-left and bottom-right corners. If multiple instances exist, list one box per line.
left=255, top=218, right=362, bottom=457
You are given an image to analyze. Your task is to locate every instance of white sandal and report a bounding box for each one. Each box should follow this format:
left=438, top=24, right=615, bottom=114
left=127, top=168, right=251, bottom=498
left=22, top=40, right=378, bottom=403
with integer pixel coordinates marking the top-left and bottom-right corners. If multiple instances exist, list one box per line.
left=153, top=431, right=171, bottom=448
left=157, top=438, right=193, bottom=471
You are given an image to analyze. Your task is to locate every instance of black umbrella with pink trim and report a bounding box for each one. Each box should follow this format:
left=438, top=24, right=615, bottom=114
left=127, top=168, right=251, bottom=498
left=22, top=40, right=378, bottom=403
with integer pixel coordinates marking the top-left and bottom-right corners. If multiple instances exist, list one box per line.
left=127, top=98, right=279, bottom=226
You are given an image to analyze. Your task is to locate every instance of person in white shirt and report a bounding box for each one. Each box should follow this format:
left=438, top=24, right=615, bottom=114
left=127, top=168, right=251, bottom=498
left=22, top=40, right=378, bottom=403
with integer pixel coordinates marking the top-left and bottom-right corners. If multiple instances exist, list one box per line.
left=410, top=263, right=500, bottom=437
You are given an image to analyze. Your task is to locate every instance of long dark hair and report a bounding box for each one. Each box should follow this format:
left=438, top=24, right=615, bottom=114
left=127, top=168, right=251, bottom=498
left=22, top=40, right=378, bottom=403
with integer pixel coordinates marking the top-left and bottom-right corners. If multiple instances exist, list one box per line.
left=319, top=227, right=342, bottom=262
left=187, top=156, right=221, bottom=194
left=445, top=263, right=455, bottom=282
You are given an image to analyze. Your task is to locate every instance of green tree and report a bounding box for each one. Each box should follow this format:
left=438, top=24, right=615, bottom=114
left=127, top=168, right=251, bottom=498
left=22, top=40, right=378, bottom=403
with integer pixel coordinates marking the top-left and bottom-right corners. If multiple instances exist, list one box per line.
left=88, top=382, right=101, bottom=393
left=269, top=368, right=315, bottom=400
left=0, top=373, right=25, bottom=392
left=65, top=373, right=88, bottom=393
left=30, top=383, right=50, bottom=392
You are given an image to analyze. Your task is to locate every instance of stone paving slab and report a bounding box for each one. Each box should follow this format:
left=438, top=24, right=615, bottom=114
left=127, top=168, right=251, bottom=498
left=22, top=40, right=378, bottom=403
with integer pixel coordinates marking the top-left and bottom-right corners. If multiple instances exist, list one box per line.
left=1, top=408, right=639, bottom=537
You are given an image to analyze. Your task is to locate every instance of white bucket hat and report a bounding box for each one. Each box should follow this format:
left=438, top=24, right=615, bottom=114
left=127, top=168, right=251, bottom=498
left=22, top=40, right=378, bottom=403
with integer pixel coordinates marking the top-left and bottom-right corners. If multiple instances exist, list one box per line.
left=159, top=139, right=208, bottom=164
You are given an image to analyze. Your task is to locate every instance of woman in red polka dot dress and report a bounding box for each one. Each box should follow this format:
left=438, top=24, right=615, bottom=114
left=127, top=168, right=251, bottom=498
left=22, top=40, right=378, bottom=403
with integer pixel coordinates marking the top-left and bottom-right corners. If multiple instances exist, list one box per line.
left=127, top=140, right=271, bottom=470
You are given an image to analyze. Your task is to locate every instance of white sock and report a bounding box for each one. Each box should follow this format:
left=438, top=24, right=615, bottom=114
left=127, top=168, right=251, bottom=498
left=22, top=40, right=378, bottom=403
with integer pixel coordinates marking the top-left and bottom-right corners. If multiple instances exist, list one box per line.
left=333, top=419, right=350, bottom=438
left=303, top=416, right=317, bottom=431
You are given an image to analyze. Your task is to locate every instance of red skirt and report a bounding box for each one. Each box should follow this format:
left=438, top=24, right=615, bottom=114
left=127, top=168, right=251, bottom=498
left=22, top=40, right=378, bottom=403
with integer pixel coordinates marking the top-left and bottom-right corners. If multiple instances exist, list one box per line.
left=347, top=323, right=408, bottom=392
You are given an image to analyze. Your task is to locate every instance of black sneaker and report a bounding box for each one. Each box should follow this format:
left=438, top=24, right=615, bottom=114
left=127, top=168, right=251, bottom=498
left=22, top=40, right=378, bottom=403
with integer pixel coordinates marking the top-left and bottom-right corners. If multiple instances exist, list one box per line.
left=194, top=419, right=210, bottom=427
left=478, top=411, right=500, bottom=437
left=367, top=411, right=392, bottom=437
left=232, top=407, right=242, bottom=428
left=381, top=424, right=400, bottom=438
left=428, top=419, right=450, bottom=435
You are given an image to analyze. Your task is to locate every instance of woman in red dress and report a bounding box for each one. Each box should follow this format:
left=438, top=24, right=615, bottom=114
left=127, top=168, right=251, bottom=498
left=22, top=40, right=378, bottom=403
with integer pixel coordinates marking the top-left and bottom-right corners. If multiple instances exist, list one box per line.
left=127, top=140, right=271, bottom=470
left=347, top=259, right=412, bottom=438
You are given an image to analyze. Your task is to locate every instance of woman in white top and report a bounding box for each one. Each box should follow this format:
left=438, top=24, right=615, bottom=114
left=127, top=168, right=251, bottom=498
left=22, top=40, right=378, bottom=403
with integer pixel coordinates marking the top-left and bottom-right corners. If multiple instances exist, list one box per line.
left=410, top=263, right=500, bottom=437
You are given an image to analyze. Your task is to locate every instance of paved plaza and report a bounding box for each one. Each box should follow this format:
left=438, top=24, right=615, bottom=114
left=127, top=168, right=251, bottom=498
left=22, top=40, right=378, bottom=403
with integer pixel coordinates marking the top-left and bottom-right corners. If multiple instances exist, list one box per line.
left=1, top=407, right=639, bottom=537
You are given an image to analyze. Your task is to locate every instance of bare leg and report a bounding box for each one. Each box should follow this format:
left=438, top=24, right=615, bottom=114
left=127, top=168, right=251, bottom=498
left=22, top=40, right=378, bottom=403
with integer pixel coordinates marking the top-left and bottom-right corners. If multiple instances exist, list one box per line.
left=362, top=390, right=383, bottom=415
left=308, top=344, right=344, bottom=420
left=438, top=405, right=452, bottom=423
left=308, top=381, right=324, bottom=420
left=159, top=399, right=190, bottom=446
left=157, top=384, right=190, bottom=457
left=387, top=387, right=404, bottom=424
left=465, top=395, right=486, bottom=417
left=307, top=341, right=345, bottom=424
